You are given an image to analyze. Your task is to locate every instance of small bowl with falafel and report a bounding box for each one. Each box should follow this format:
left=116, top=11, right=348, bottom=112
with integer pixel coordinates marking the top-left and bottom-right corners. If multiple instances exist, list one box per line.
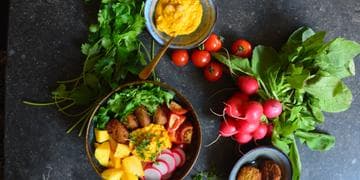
left=229, top=146, right=292, bottom=180
left=85, top=81, right=201, bottom=180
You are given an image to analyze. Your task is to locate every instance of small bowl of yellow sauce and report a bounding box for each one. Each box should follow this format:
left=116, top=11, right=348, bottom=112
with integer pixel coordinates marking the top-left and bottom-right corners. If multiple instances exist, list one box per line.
left=145, top=0, right=217, bottom=49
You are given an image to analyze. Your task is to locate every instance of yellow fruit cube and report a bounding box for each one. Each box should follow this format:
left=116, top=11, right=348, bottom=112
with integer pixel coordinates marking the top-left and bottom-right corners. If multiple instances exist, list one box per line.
left=95, top=129, right=110, bottom=143
left=121, top=172, right=138, bottom=180
left=114, top=144, right=131, bottom=158
left=109, top=152, right=122, bottom=169
left=101, top=168, right=123, bottom=180
left=95, top=142, right=111, bottom=167
left=122, top=156, right=144, bottom=177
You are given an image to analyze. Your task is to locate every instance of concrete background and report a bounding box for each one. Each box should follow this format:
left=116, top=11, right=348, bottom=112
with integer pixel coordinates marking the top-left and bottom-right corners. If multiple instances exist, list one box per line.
left=5, top=0, right=360, bottom=179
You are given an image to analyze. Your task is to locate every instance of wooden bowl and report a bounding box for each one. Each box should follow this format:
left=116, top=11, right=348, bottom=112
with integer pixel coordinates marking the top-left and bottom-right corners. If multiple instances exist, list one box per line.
left=85, top=80, right=202, bottom=179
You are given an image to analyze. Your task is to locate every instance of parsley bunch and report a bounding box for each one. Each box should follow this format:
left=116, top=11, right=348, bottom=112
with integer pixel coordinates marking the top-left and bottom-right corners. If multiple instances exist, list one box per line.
left=24, top=0, right=148, bottom=135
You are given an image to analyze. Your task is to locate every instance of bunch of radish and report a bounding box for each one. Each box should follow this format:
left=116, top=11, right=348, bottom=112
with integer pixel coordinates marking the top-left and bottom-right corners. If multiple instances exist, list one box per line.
left=208, top=75, right=283, bottom=146
left=144, top=147, right=186, bottom=180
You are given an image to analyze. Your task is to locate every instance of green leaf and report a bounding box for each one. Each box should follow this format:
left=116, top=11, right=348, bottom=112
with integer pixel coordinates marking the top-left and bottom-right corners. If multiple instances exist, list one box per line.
left=272, top=137, right=290, bottom=154
left=304, top=76, right=352, bottom=112
left=94, top=107, right=110, bottom=129
left=251, top=45, right=281, bottom=77
left=51, top=84, right=69, bottom=98
left=84, top=73, right=100, bottom=90
left=81, top=43, right=91, bottom=55
left=70, top=85, right=97, bottom=105
left=315, top=38, right=360, bottom=78
left=295, top=131, right=335, bottom=151
left=213, top=53, right=253, bottom=76
left=286, top=64, right=310, bottom=89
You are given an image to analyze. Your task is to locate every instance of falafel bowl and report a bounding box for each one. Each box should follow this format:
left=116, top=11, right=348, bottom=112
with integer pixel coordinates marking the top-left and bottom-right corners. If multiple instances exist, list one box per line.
left=85, top=81, right=201, bottom=180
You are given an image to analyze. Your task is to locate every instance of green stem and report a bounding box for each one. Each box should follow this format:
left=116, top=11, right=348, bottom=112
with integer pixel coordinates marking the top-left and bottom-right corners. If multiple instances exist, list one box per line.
left=66, top=112, right=88, bottom=134
left=22, top=99, right=67, bottom=106
left=56, top=76, right=83, bottom=84
left=139, top=41, right=151, bottom=64
left=78, top=108, right=93, bottom=136
left=258, top=79, right=272, bottom=98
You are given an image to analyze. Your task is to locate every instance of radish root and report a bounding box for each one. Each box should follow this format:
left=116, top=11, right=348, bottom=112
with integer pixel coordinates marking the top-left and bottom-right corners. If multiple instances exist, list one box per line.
left=205, top=135, right=221, bottom=147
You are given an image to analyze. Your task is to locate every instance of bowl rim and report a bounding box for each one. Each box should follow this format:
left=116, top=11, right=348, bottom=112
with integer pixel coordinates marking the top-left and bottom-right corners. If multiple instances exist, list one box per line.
left=85, top=80, right=202, bottom=178
left=229, top=146, right=293, bottom=180
left=144, top=0, right=218, bottom=49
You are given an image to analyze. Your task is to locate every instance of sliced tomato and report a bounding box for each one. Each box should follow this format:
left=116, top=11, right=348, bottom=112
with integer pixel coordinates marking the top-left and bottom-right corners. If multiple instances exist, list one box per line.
left=167, top=113, right=186, bottom=132
left=169, top=101, right=188, bottom=115
left=176, top=122, right=193, bottom=144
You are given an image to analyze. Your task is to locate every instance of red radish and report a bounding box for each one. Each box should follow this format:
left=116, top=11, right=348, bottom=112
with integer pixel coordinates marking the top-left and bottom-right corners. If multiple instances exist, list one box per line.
left=232, top=92, right=249, bottom=102
left=162, top=149, right=172, bottom=154
left=237, top=76, right=259, bottom=95
left=219, top=119, right=238, bottom=137
left=144, top=167, right=162, bottom=180
left=263, top=99, right=282, bottom=118
left=244, top=101, right=263, bottom=123
left=152, top=160, right=169, bottom=175
left=206, top=119, right=238, bottom=147
left=266, top=124, right=273, bottom=137
left=172, top=151, right=182, bottom=167
left=236, top=120, right=259, bottom=134
left=224, top=96, right=247, bottom=118
left=157, top=153, right=176, bottom=172
left=172, top=148, right=186, bottom=167
left=252, top=123, right=268, bottom=140
left=233, top=132, right=252, bottom=144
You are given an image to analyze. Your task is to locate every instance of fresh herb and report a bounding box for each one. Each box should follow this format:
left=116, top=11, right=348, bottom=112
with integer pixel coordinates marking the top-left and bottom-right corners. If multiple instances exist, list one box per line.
left=214, top=27, right=360, bottom=180
left=24, top=0, right=148, bottom=136
left=93, top=83, right=174, bottom=129
left=192, top=167, right=218, bottom=180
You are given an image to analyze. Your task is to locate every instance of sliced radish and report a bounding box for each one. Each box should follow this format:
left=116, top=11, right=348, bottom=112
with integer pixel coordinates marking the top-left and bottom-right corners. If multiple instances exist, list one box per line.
left=152, top=160, right=168, bottom=176
left=144, top=167, right=162, bottom=180
left=162, top=149, right=172, bottom=154
left=157, top=153, right=176, bottom=172
left=162, top=173, right=172, bottom=180
left=172, top=148, right=186, bottom=166
left=172, top=151, right=181, bottom=167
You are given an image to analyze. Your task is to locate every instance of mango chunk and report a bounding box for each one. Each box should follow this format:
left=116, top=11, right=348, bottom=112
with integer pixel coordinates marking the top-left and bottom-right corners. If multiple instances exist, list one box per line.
left=101, top=168, right=123, bottom=180
left=122, top=156, right=144, bottom=177
left=95, top=129, right=110, bottom=143
left=95, top=142, right=111, bottom=167
left=121, top=172, right=138, bottom=180
left=109, top=152, right=122, bottom=169
left=114, top=144, right=131, bottom=158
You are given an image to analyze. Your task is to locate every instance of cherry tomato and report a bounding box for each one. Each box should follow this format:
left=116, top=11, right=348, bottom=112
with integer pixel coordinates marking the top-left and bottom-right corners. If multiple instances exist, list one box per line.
left=191, top=50, right=211, bottom=68
left=231, top=39, right=252, bottom=58
left=171, top=50, right=189, bottom=67
left=204, top=62, right=223, bottom=82
left=203, top=33, right=222, bottom=52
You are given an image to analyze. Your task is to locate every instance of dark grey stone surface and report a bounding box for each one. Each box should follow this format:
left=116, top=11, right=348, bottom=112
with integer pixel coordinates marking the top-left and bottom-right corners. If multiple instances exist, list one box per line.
left=5, top=0, right=360, bottom=179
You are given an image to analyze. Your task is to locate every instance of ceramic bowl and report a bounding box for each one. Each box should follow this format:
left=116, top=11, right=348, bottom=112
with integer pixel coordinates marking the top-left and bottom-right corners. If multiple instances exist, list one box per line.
left=85, top=80, right=202, bottom=179
left=144, top=0, right=217, bottom=49
left=229, top=146, right=292, bottom=180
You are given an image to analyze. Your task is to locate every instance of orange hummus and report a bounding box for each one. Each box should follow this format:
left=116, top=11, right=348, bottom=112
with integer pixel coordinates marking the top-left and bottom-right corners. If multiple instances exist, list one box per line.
left=155, top=0, right=203, bottom=36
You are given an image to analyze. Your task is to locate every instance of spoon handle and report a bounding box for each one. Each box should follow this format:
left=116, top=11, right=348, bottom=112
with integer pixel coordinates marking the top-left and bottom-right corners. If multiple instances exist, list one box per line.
left=138, top=37, right=175, bottom=80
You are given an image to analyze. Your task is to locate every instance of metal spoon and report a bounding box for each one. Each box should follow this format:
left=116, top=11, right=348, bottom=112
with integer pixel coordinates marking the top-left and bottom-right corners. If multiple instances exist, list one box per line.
left=138, top=36, right=175, bottom=80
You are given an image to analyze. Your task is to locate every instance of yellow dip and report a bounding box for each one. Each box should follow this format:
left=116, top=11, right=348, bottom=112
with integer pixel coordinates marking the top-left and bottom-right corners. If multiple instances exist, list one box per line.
left=129, top=124, right=171, bottom=162
left=155, top=0, right=203, bottom=36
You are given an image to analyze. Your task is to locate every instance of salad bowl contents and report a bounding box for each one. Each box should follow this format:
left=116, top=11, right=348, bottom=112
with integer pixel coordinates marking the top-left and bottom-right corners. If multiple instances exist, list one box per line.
left=229, top=147, right=292, bottom=180
left=86, top=81, right=201, bottom=180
